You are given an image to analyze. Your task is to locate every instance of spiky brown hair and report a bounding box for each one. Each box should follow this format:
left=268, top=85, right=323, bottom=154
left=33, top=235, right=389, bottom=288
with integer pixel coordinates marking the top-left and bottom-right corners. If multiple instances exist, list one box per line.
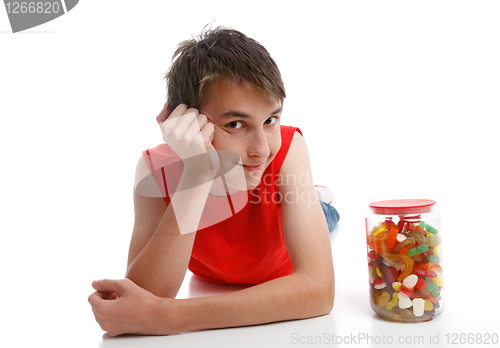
left=164, top=26, right=286, bottom=111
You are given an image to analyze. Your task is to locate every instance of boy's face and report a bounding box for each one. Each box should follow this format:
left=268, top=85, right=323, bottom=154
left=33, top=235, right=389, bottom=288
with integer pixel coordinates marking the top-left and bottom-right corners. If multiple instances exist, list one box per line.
left=198, top=79, right=282, bottom=190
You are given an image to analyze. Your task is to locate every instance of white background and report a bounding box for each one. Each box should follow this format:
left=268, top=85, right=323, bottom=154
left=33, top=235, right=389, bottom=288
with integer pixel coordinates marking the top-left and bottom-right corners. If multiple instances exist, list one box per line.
left=1, top=1, right=499, bottom=347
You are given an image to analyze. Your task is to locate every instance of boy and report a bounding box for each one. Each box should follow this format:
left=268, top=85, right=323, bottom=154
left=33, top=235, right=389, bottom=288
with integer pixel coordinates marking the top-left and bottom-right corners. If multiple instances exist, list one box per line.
left=88, top=27, right=339, bottom=336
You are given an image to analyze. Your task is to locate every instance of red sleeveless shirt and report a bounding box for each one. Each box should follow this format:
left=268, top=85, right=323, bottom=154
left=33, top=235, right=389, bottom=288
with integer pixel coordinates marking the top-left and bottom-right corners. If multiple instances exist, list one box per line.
left=142, top=125, right=302, bottom=284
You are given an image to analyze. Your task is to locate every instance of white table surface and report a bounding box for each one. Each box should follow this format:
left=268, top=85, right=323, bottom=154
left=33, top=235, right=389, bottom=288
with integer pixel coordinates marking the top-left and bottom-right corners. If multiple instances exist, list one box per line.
left=7, top=218, right=492, bottom=348
left=2, top=200, right=499, bottom=348
left=84, top=221, right=499, bottom=348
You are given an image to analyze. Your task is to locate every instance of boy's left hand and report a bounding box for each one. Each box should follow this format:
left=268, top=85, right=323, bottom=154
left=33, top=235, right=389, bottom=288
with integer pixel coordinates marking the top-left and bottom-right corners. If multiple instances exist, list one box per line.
left=88, top=278, right=173, bottom=336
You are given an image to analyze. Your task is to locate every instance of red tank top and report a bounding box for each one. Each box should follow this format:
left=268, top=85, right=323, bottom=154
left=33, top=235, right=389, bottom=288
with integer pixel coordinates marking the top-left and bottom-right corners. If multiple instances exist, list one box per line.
left=142, top=125, right=302, bottom=285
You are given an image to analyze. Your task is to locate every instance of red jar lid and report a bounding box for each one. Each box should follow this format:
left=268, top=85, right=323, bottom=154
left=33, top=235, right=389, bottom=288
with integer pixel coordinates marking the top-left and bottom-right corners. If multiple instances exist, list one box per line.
left=369, top=199, right=436, bottom=215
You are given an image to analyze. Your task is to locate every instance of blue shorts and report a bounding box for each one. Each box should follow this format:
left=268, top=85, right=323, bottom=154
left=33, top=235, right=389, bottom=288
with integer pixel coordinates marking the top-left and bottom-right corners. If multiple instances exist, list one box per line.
left=320, top=201, right=340, bottom=233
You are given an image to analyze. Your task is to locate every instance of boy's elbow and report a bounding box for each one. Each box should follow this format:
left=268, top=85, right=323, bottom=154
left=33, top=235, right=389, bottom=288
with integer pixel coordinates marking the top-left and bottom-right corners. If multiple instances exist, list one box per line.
left=302, top=272, right=335, bottom=316
left=318, top=276, right=335, bottom=315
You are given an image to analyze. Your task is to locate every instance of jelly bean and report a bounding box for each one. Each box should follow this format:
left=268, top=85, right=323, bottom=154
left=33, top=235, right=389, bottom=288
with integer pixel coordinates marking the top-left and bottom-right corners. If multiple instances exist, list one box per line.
left=412, top=298, right=425, bottom=317
left=415, top=277, right=427, bottom=290
left=407, top=244, right=429, bottom=257
left=396, top=234, right=407, bottom=243
left=398, top=292, right=412, bottom=309
left=402, top=274, right=418, bottom=289
left=398, top=247, right=408, bottom=255
left=376, top=267, right=382, bottom=277
left=426, top=278, right=440, bottom=297
left=374, top=277, right=386, bottom=289
left=424, top=299, right=434, bottom=311
left=385, top=292, right=399, bottom=310
left=386, top=227, right=399, bottom=249
left=393, top=237, right=415, bottom=254
left=377, top=292, right=391, bottom=307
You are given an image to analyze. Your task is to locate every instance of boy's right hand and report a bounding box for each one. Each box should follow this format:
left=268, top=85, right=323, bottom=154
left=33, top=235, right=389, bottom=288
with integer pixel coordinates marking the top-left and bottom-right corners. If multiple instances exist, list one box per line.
left=157, top=102, right=220, bottom=179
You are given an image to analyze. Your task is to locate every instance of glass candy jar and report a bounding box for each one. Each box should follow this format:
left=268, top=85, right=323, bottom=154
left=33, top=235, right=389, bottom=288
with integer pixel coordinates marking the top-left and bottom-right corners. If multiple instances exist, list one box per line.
left=366, top=199, right=443, bottom=322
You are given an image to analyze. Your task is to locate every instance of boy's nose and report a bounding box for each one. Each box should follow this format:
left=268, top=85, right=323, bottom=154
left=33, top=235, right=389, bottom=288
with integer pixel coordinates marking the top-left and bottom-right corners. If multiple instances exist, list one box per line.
left=247, top=129, right=270, bottom=158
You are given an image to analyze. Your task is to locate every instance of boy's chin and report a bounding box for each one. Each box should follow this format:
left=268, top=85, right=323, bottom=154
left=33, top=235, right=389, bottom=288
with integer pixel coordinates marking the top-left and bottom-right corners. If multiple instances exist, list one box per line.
left=225, top=176, right=259, bottom=192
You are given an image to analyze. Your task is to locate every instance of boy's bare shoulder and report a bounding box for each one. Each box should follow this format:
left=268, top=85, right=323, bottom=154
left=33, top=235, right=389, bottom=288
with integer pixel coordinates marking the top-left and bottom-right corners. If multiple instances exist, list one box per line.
left=279, top=130, right=309, bottom=176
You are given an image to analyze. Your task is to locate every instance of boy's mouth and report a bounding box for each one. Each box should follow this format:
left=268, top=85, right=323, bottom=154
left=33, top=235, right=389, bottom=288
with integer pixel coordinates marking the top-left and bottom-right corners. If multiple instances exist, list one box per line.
left=238, top=162, right=265, bottom=171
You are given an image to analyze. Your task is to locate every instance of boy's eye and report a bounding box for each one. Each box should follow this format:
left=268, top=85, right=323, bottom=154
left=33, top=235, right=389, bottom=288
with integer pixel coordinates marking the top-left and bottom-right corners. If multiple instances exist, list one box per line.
left=265, top=117, right=278, bottom=125
left=227, top=121, right=243, bottom=129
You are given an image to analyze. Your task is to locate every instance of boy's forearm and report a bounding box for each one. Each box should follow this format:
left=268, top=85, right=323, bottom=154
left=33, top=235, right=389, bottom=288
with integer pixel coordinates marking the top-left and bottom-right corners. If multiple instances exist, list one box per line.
left=126, top=174, right=213, bottom=298
left=165, top=272, right=335, bottom=334
left=125, top=219, right=195, bottom=299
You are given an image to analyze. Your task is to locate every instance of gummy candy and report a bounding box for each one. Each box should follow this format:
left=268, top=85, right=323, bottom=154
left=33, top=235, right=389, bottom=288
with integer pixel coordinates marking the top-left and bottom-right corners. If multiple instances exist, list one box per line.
left=420, top=221, right=438, bottom=234
left=377, top=292, right=391, bottom=306
left=426, top=234, right=440, bottom=247
left=412, top=298, right=425, bottom=316
left=407, top=230, right=426, bottom=247
left=386, top=227, right=399, bottom=249
left=415, top=277, right=427, bottom=290
left=399, top=286, right=416, bottom=299
left=407, top=244, right=429, bottom=257
left=367, top=219, right=443, bottom=322
left=398, top=292, right=412, bottom=309
left=427, top=254, right=439, bottom=263
left=385, top=292, right=399, bottom=310
left=424, top=299, right=434, bottom=311
left=412, top=266, right=437, bottom=278
left=402, top=274, right=418, bottom=289
left=393, top=237, right=415, bottom=254
left=421, top=262, right=442, bottom=273
left=426, top=278, right=440, bottom=297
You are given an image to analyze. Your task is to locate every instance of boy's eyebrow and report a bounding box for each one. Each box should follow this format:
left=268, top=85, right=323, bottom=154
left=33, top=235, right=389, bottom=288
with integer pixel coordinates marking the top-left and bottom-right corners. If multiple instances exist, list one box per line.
left=218, top=106, right=283, bottom=119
